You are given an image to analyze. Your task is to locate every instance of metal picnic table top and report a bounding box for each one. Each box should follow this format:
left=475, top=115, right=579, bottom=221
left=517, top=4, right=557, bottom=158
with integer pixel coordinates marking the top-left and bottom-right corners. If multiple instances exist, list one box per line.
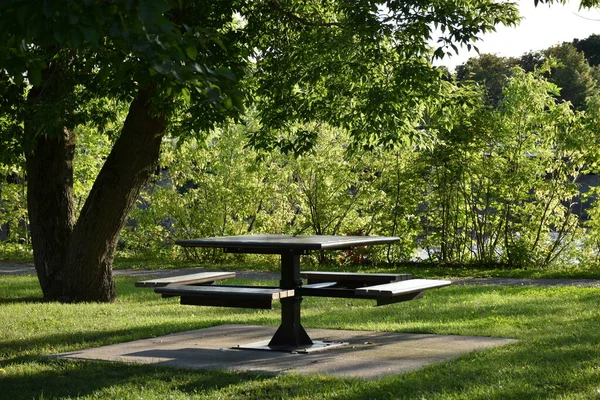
left=176, top=234, right=400, bottom=253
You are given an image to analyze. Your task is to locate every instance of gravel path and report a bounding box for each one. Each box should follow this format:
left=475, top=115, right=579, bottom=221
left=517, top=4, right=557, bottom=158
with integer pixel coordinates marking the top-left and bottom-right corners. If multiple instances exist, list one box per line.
left=450, top=277, right=600, bottom=287
left=0, top=263, right=280, bottom=281
left=1, top=262, right=599, bottom=287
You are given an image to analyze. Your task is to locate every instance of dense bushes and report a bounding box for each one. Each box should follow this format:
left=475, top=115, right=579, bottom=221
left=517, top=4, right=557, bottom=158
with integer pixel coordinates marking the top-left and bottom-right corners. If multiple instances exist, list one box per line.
left=2, top=68, right=600, bottom=267
left=118, top=69, right=600, bottom=266
left=0, top=162, right=27, bottom=245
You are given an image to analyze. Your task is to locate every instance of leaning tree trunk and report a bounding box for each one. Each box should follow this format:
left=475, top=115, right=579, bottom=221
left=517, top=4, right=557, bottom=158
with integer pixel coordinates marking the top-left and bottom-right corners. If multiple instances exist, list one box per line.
left=63, top=87, right=167, bottom=302
left=26, top=84, right=166, bottom=302
left=25, top=126, right=77, bottom=301
left=24, top=61, right=78, bottom=301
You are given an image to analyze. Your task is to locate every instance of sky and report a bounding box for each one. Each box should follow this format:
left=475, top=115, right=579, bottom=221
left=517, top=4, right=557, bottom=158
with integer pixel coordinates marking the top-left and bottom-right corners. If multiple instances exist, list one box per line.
left=436, top=0, right=600, bottom=70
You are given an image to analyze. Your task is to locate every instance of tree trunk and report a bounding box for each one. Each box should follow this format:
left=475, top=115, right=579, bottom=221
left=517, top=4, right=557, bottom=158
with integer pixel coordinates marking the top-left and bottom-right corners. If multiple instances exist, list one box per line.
left=63, top=87, right=167, bottom=302
left=26, top=127, right=76, bottom=301
left=26, top=84, right=166, bottom=302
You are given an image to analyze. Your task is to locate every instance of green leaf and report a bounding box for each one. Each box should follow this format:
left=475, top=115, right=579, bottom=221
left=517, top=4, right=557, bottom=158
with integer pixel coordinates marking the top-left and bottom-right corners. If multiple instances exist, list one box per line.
left=185, top=45, right=198, bottom=60
left=17, top=5, right=31, bottom=26
left=53, top=30, right=65, bottom=44
left=181, top=87, right=191, bottom=104
left=70, top=29, right=83, bottom=48
left=14, top=73, right=24, bottom=86
left=231, top=92, right=245, bottom=113
left=28, top=68, right=42, bottom=86
left=153, top=62, right=169, bottom=75
left=206, top=86, right=221, bottom=102
left=139, top=3, right=151, bottom=21
left=192, top=63, right=205, bottom=74
left=215, top=67, right=236, bottom=81
left=433, top=47, right=445, bottom=59
left=211, top=36, right=227, bottom=52
left=82, top=27, right=99, bottom=45
left=69, top=13, right=79, bottom=25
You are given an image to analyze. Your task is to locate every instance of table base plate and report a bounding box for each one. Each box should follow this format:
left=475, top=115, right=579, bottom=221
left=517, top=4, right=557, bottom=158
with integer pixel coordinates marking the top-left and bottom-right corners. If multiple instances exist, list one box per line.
left=233, top=339, right=349, bottom=353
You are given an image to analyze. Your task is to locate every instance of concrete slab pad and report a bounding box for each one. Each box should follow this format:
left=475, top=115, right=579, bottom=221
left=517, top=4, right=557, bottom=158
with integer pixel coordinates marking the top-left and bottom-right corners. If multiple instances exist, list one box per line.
left=55, top=325, right=516, bottom=379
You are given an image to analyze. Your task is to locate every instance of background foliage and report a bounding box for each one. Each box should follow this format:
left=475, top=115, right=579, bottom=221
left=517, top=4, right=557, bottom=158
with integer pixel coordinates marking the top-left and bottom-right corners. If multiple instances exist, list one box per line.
left=3, top=34, right=600, bottom=269
left=116, top=67, right=600, bottom=267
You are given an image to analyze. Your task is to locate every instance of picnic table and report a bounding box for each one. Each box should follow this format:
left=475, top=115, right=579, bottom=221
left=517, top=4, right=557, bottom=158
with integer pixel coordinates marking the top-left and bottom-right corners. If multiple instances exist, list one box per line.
left=138, top=234, right=451, bottom=353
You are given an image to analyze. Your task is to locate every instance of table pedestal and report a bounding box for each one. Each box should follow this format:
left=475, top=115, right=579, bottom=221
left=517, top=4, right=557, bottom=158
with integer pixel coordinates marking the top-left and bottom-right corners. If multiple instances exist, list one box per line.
left=236, top=252, right=347, bottom=353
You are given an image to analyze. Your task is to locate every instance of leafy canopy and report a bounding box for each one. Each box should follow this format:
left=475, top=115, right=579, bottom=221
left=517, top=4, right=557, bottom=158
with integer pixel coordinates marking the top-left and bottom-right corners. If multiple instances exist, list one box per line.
left=0, top=0, right=525, bottom=155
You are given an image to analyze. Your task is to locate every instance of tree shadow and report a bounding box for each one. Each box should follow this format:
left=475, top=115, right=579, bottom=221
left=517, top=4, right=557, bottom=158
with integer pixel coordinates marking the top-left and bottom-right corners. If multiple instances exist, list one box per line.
left=1, top=357, right=268, bottom=400
left=0, top=321, right=228, bottom=359
left=0, top=321, right=277, bottom=399
left=0, top=296, right=44, bottom=305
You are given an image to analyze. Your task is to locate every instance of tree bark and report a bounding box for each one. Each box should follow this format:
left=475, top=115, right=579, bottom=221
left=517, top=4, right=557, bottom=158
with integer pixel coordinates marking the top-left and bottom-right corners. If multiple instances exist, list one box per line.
left=26, top=83, right=166, bottom=302
left=24, top=57, right=78, bottom=300
left=63, top=87, right=167, bottom=302
left=25, top=127, right=76, bottom=301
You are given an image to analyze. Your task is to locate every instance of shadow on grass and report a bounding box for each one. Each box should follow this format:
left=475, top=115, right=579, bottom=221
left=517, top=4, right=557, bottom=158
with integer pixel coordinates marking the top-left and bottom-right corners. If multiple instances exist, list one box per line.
left=1, top=357, right=268, bottom=400
left=0, top=320, right=236, bottom=361
left=0, top=296, right=45, bottom=305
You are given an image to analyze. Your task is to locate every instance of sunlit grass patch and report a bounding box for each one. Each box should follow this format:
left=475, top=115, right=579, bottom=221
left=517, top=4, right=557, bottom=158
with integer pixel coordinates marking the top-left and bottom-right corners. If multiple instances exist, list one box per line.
left=1, top=275, right=600, bottom=399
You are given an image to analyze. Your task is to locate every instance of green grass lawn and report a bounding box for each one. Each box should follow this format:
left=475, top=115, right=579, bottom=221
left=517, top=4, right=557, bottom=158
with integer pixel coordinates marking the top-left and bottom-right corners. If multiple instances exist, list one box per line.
left=1, top=274, right=600, bottom=399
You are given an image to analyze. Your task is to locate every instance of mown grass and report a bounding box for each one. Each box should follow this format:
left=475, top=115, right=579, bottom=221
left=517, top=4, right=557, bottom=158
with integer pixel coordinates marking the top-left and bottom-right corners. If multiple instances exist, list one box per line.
left=1, top=273, right=600, bottom=399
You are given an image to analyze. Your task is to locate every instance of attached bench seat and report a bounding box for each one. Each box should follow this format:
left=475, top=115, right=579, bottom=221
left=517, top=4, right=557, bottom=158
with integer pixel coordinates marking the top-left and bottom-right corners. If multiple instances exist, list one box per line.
left=301, top=271, right=412, bottom=288
left=135, top=271, right=235, bottom=288
left=154, top=285, right=295, bottom=309
left=356, top=279, right=451, bottom=305
left=299, top=276, right=451, bottom=306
